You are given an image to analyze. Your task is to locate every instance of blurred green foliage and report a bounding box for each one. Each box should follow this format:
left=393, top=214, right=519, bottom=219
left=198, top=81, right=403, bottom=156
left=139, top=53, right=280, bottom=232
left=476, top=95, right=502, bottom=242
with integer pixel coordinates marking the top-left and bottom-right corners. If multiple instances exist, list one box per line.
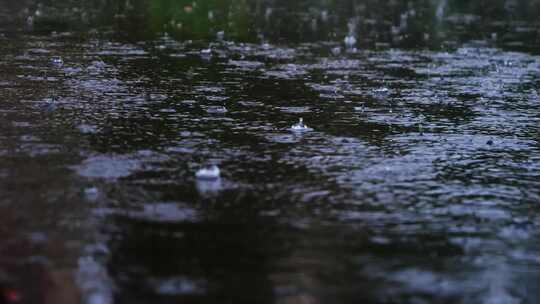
left=148, top=0, right=250, bottom=40
left=4, top=0, right=540, bottom=51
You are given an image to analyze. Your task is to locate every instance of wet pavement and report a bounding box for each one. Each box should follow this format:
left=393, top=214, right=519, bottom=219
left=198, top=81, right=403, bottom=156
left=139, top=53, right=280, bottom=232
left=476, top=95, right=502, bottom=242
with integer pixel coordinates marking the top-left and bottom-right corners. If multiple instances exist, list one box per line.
left=1, top=1, right=540, bottom=303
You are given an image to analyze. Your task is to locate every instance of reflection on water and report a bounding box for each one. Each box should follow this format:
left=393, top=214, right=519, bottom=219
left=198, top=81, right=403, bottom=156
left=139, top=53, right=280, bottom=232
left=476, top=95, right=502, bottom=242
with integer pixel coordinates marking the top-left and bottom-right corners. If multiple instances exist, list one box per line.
left=1, top=0, right=540, bottom=303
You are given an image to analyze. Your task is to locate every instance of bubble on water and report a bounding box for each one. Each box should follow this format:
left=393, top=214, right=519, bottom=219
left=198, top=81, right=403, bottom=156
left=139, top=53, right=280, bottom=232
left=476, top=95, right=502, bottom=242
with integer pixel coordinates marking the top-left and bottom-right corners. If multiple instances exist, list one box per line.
left=372, top=87, right=390, bottom=97
left=200, top=48, right=212, bottom=58
left=205, top=106, right=228, bottom=114
left=195, top=165, right=220, bottom=180
left=290, top=117, right=313, bottom=132
left=331, top=46, right=342, bottom=56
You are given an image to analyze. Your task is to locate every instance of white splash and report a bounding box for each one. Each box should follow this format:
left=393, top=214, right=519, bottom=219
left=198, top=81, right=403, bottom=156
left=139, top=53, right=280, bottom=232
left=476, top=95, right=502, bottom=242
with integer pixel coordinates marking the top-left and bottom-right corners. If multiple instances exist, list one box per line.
left=344, top=17, right=358, bottom=48
left=344, top=35, right=357, bottom=48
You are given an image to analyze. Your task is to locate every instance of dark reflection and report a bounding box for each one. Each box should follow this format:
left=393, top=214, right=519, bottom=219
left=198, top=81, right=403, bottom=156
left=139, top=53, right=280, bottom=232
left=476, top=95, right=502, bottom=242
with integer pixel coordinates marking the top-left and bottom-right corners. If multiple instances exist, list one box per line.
left=108, top=207, right=277, bottom=303
left=106, top=193, right=469, bottom=304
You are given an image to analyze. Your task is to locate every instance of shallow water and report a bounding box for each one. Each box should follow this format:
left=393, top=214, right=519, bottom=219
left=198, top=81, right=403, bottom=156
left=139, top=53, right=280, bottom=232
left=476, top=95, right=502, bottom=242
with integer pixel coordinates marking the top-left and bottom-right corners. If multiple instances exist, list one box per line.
left=1, top=1, right=540, bottom=303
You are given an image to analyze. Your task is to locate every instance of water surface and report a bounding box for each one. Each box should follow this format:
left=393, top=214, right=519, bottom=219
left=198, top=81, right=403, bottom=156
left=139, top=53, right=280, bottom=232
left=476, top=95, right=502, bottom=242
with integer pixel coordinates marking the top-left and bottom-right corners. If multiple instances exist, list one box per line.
left=1, top=1, right=540, bottom=303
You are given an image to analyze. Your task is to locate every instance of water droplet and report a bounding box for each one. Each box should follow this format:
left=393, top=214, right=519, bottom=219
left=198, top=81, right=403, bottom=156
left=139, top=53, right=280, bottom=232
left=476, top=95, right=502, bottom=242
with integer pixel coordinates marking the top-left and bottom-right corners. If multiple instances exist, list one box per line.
left=321, top=10, right=328, bottom=22
left=216, top=31, right=224, bottom=41
left=344, top=35, right=357, bottom=48
left=26, top=15, right=34, bottom=28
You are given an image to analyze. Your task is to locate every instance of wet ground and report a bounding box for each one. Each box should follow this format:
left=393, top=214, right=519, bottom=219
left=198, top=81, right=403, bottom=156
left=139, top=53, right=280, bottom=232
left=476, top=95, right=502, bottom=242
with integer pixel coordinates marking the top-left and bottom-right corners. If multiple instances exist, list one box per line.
left=1, top=1, right=540, bottom=303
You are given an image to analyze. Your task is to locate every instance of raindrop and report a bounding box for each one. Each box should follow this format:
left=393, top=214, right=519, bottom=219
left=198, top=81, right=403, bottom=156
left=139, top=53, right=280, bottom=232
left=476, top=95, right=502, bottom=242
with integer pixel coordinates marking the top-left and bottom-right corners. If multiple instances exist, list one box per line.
left=436, top=0, right=447, bottom=20
left=344, top=35, right=357, bottom=48
left=311, top=18, right=318, bottom=32
left=26, top=15, right=34, bottom=28
left=216, top=31, right=224, bottom=41
left=344, top=18, right=358, bottom=48
left=265, top=8, right=273, bottom=21
left=321, top=10, right=328, bottom=22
